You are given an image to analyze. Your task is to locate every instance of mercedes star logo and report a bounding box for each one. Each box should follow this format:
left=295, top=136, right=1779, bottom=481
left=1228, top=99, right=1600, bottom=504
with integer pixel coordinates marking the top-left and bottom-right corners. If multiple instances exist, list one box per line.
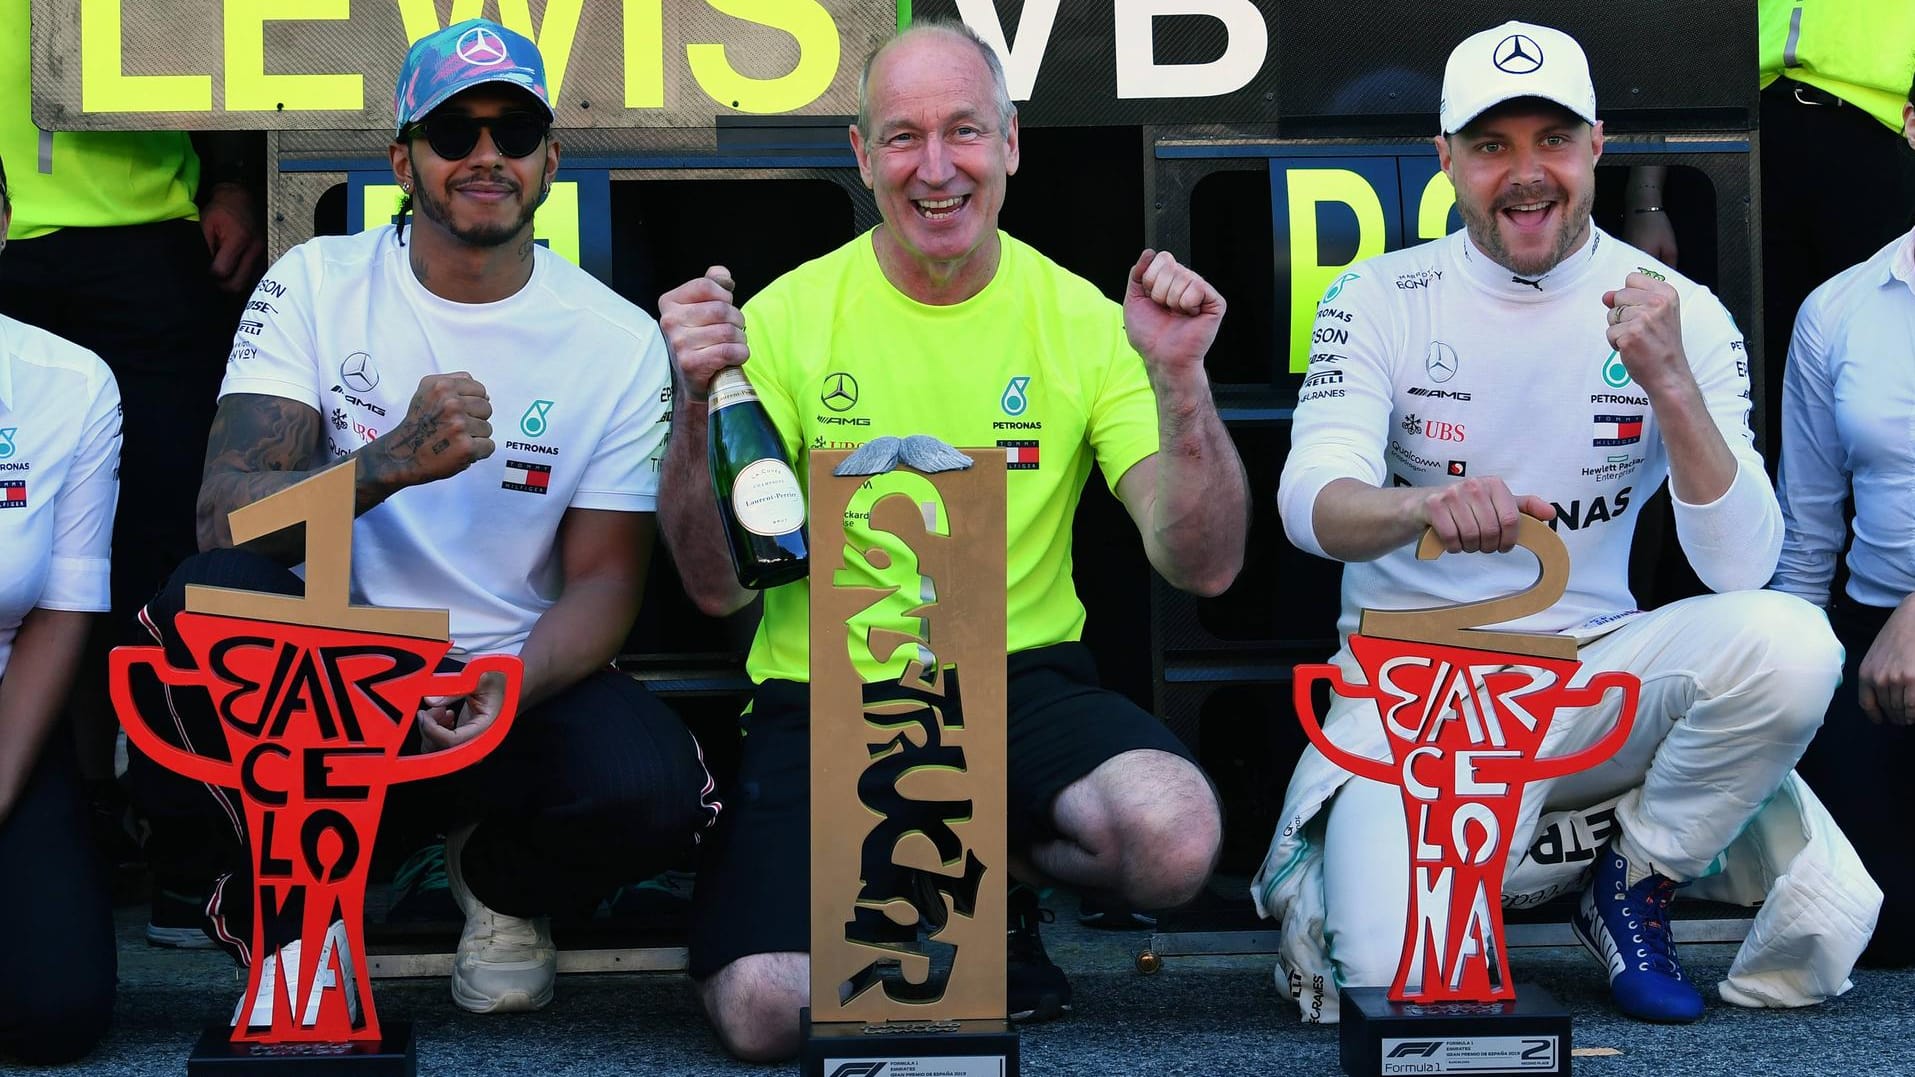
left=821, top=372, right=859, bottom=412
left=1492, top=34, right=1544, bottom=75
left=1426, top=342, right=1459, bottom=383
left=340, top=352, right=379, bottom=394
left=456, top=27, right=511, bottom=67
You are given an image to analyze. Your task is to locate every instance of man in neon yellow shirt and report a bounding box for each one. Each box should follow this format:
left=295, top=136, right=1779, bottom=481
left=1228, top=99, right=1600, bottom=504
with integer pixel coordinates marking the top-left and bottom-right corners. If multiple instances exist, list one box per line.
left=657, top=18, right=1249, bottom=1063
left=3, top=3, right=265, bottom=946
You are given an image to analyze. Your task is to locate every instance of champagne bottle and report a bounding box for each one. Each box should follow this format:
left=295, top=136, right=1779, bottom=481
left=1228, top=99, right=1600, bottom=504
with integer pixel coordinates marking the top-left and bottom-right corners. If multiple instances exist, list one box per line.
left=707, top=366, right=809, bottom=589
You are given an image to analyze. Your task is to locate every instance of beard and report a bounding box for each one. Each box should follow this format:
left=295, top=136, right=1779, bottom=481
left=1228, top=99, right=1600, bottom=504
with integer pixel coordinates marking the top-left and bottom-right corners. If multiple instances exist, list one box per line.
left=411, top=173, right=539, bottom=248
left=1457, top=182, right=1594, bottom=277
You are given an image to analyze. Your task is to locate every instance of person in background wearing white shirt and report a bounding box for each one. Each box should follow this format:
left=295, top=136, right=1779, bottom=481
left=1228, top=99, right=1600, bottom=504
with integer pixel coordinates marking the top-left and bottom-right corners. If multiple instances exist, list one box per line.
left=1254, top=21, right=1858, bottom=1026
left=127, top=20, right=719, bottom=1018
left=1770, top=69, right=1915, bottom=969
left=0, top=154, right=123, bottom=1064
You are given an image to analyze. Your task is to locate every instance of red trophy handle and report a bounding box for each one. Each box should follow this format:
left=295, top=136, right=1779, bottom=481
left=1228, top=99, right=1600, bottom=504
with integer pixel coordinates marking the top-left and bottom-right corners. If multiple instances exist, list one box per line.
left=107, top=645, right=244, bottom=788
left=1524, top=670, right=1640, bottom=781
left=387, top=654, right=525, bottom=782
left=1293, top=663, right=1398, bottom=785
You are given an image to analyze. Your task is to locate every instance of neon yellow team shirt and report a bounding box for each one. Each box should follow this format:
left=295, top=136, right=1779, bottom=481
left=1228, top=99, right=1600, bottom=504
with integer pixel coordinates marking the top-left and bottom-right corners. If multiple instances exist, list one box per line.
left=742, top=230, right=1160, bottom=684
left=1, top=6, right=199, bottom=239
left=1759, top=0, right=1915, bottom=130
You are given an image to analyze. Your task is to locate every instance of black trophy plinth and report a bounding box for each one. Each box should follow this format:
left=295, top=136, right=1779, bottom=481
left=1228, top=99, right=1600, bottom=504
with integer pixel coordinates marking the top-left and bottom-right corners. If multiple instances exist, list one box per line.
left=1340, top=987, right=1570, bottom=1076
left=188, top=1023, right=416, bottom=1075
left=800, top=1007, right=1019, bottom=1077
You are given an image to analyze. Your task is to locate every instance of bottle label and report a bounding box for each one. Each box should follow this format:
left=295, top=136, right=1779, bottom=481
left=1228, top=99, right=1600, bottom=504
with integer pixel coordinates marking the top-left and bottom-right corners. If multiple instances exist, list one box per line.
left=731, top=458, right=806, bottom=536
left=708, top=368, right=759, bottom=412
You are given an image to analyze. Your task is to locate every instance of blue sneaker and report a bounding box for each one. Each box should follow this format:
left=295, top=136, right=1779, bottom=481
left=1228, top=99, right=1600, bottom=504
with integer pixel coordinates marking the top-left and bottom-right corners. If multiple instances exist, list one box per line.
left=1571, top=844, right=1705, bottom=1023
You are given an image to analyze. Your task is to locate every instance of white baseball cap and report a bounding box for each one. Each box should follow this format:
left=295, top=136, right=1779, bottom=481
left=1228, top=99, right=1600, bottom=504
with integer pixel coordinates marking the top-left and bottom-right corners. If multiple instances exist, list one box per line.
left=1440, top=21, right=1597, bottom=135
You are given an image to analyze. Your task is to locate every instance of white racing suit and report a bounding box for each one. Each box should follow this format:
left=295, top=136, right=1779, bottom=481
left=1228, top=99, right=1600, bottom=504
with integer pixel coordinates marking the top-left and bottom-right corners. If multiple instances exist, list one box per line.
left=1257, top=227, right=1878, bottom=1022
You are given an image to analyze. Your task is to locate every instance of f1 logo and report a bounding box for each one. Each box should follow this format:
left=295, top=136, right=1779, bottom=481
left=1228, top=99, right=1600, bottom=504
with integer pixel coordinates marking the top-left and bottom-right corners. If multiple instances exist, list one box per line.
left=827, top=1064, right=888, bottom=1077
left=1386, top=1042, right=1444, bottom=1058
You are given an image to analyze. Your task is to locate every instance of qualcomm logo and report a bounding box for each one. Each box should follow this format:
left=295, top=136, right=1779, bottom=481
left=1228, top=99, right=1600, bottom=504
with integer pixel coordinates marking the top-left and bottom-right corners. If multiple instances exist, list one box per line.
left=0, top=427, right=14, bottom=459
left=1001, top=376, right=1031, bottom=416
left=521, top=399, right=554, bottom=438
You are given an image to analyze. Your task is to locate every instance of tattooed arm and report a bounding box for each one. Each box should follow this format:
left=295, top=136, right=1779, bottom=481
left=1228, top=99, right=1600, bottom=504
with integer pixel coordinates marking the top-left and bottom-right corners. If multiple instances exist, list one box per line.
left=197, top=373, right=497, bottom=560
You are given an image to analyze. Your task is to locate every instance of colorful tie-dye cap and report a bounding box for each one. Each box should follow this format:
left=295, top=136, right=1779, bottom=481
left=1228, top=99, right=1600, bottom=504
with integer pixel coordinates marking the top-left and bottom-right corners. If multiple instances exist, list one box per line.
left=393, top=18, right=553, bottom=135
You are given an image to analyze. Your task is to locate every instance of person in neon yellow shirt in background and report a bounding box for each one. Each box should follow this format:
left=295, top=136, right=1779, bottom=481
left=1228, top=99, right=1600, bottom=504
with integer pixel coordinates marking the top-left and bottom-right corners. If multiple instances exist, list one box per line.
left=1625, top=1, right=1915, bottom=451
left=1, top=3, right=265, bottom=946
left=657, top=17, right=1249, bottom=1063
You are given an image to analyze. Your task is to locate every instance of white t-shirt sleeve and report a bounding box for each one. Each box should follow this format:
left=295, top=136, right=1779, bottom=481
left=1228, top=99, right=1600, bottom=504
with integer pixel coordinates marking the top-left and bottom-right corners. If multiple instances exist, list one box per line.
left=1769, top=287, right=1846, bottom=607
left=219, top=247, right=323, bottom=409
left=571, top=325, right=670, bottom=512
left=1667, top=292, right=1784, bottom=592
left=40, top=368, right=121, bottom=612
left=1278, top=274, right=1397, bottom=560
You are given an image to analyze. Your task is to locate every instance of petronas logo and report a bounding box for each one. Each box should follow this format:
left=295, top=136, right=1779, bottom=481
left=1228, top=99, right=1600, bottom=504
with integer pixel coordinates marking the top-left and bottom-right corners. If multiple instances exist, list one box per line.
left=1602, top=351, right=1631, bottom=389
left=520, top=399, right=554, bottom=438
left=1001, top=376, right=1031, bottom=416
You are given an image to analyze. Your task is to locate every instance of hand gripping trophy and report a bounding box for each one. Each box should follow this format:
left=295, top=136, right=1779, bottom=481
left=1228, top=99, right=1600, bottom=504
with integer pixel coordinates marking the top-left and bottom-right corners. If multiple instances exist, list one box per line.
left=108, top=463, right=522, bottom=1069
left=1294, top=518, right=1639, bottom=1075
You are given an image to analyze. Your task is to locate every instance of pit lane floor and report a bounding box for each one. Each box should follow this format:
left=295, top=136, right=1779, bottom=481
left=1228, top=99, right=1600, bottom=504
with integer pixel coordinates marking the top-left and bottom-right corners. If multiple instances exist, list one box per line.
left=20, top=888, right=1910, bottom=1076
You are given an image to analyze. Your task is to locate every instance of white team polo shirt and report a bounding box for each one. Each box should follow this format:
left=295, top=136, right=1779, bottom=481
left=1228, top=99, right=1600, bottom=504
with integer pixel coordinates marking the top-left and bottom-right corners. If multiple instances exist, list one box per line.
left=220, top=226, right=670, bottom=656
left=0, top=314, right=121, bottom=676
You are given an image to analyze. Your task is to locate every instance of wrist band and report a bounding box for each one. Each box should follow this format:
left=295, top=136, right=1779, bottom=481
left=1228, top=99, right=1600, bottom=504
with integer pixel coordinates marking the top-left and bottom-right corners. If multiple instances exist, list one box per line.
left=1631, top=207, right=1665, bottom=214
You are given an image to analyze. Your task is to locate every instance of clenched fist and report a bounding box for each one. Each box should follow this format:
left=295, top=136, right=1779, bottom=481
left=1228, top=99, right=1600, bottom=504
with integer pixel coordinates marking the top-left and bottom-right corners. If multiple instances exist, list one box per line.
left=373, top=372, right=495, bottom=487
left=659, top=266, right=748, bottom=401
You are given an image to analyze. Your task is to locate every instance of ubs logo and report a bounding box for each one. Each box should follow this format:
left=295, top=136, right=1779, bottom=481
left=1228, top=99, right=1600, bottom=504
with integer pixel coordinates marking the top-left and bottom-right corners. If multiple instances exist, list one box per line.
left=821, top=372, right=859, bottom=412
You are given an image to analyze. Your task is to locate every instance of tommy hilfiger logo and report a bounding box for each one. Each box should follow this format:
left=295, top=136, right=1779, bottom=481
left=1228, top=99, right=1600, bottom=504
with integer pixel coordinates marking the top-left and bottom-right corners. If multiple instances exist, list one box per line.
left=0, top=479, right=25, bottom=508
left=1592, top=414, right=1643, bottom=446
left=997, top=439, right=1039, bottom=470
left=502, top=459, right=550, bottom=494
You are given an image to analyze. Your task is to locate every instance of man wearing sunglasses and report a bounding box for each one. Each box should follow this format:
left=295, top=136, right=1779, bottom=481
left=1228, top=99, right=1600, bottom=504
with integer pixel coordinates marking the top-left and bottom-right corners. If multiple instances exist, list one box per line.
left=130, top=19, right=719, bottom=1018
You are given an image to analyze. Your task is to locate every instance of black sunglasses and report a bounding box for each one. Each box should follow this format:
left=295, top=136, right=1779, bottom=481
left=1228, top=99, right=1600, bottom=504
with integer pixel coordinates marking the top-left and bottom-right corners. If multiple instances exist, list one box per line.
left=404, top=112, right=549, bottom=160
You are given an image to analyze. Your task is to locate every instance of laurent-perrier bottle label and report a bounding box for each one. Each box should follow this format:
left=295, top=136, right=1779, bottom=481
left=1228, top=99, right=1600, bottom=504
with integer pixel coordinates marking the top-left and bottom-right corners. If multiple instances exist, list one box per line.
left=708, top=367, right=758, bottom=412
left=730, top=459, right=805, bottom=536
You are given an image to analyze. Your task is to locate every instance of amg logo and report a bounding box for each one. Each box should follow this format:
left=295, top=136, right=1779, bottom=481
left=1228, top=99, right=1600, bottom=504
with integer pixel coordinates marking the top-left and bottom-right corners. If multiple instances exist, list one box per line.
left=1302, top=370, right=1344, bottom=387
left=818, top=415, right=872, bottom=427
left=1407, top=387, right=1471, bottom=400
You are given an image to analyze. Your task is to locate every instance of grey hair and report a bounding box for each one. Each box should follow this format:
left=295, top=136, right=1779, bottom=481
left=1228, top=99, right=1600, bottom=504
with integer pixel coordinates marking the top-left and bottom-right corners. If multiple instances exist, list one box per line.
left=855, top=18, right=1016, bottom=141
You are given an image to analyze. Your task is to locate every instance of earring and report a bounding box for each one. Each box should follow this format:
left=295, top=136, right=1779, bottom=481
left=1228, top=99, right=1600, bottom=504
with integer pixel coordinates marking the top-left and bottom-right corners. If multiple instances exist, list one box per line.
left=400, top=181, right=411, bottom=193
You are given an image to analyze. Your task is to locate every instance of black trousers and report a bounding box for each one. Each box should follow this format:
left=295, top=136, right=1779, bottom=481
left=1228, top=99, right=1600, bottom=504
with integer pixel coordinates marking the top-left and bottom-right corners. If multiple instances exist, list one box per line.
left=0, top=733, right=116, bottom=1064
left=0, top=219, right=233, bottom=621
left=1760, top=81, right=1915, bottom=455
left=127, top=548, right=721, bottom=942
left=1795, top=601, right=1915, bottom=967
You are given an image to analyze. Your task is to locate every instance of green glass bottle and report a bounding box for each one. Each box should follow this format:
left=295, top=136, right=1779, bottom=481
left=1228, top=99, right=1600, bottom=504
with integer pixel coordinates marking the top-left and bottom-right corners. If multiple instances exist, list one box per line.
left=707, top=367, right=809, bottom=588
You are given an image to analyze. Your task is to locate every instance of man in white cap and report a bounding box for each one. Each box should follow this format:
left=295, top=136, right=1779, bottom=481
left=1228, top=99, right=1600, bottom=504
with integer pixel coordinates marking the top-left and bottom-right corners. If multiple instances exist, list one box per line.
left=1251, top=21, right=1868, bottom=1024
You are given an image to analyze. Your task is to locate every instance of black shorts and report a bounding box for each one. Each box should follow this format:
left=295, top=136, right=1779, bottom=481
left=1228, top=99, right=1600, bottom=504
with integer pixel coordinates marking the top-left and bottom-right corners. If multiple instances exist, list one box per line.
left=686, top=641, right=1194, bottom=980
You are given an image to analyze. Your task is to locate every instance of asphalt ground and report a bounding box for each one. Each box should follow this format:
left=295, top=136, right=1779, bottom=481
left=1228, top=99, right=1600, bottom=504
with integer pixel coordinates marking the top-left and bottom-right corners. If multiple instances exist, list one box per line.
left=15, top=886, right=1914, bottom=1077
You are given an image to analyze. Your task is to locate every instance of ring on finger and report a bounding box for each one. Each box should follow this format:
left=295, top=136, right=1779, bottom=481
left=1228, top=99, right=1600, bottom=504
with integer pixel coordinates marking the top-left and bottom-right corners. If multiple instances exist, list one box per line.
left=1609, top=304, right=1626, bottom=325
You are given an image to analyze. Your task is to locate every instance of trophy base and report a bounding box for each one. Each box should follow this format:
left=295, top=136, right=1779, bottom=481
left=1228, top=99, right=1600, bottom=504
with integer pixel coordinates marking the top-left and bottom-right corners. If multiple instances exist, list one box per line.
left=799, top=1007, right=1019, bottom=1077
left=1340, top=987, right=1570, bottom=1076
left=188, top=1023, right=416, bottom=1075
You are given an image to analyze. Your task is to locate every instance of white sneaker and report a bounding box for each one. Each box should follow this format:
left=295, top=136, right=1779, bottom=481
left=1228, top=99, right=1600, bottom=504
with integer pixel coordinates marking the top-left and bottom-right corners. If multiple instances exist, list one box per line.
left=445, top=825, right=556, bottom=1014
